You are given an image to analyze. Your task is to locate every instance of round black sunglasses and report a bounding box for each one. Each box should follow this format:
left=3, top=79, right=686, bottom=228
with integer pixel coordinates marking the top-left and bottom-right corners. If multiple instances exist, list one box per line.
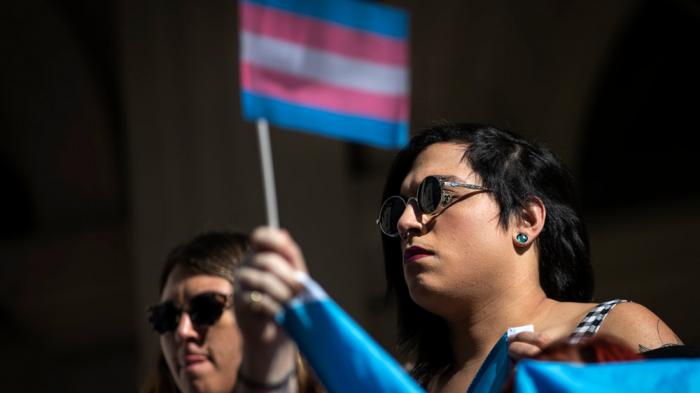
left=376, top=175, right=489, bottom=237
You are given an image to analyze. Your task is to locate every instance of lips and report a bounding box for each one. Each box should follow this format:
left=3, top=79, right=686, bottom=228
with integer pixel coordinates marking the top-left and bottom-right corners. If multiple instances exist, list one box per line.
left=403, top=246, right=434, bottom=263
left=184, top=354, right=207, bottom=365
left=178, top=351, right=210, bottom=372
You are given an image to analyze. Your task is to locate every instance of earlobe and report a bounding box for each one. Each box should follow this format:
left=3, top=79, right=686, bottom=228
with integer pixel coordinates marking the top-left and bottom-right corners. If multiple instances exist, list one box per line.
left=513, top=197, right=546, bottom=247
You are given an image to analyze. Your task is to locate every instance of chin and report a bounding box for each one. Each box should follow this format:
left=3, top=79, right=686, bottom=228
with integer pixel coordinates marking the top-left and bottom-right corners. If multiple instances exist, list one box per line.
left=179, top=377, right=212, bottom=393
left=407, top=276, right=463, bottom=319
left=407, top=275, right=441, bottom=309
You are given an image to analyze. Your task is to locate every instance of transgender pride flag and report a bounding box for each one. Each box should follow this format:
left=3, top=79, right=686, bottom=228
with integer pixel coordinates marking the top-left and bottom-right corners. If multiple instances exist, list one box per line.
left=239, top=0, right=410, bottom=149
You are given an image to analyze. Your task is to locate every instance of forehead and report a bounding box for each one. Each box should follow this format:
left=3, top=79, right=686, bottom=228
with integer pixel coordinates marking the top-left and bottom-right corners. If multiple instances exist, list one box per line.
left=160, top=265, right=233, bottom=302
left=400, top=142, right=475, bottom=192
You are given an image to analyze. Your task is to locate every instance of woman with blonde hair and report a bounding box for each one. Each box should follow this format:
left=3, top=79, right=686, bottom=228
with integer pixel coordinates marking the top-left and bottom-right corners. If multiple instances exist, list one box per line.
left=142, top=231, right=319, bottom=393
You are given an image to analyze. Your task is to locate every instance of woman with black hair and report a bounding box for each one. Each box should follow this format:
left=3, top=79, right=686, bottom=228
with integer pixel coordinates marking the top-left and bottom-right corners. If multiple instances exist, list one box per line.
left=238, top=123, right=681, bottom=393
left=376, top=122, right=680, bottom=391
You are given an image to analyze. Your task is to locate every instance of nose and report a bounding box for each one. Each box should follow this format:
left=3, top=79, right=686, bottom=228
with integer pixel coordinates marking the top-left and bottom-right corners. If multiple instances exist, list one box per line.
left=396, top=198, right=423, bottom=239
left=174, top=312, right=198, bottom=343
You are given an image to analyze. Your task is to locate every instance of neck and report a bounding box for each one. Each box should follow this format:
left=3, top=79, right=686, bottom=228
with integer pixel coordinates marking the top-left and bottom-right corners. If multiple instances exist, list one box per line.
left=430, top=285, right=552, bottom=393
left=445, top=282, right=551, bottom=366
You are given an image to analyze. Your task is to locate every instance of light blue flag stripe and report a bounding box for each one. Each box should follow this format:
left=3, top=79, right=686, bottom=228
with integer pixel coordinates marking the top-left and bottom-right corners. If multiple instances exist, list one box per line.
left=515, top=358, right=700, bottom=393
left=242, top=91, right=409, bottom=149
left=467, top=333, right=512, bottom=393
left=276, top=277, right=425, bottom=393
left=242, top=0, right=409, bottom=39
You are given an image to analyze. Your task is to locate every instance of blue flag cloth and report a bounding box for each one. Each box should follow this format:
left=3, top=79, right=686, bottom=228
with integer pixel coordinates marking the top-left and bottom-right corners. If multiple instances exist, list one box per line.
left=275, top=277, right=700, bottom=393
left=467, top=333, right=513, bottom=393
left=276, top=274, right=425, bottom=393
left=513, top=358, right=700, bottom=393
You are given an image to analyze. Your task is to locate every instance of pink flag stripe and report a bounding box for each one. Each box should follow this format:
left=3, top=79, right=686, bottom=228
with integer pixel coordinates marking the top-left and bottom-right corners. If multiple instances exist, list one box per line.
left=241, top=2, right=407, bottom=66
left=242, top=62, right=409, bottom=122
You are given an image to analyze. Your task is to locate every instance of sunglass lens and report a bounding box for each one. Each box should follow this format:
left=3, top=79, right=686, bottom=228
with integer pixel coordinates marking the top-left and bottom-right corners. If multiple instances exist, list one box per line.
left=189, top=293, right=225, bottom=326
left=379, top=196, right=406, bottom=236
left=149, top=302, right=178, bottom=334
left=418, top=176, right=442, bottom=213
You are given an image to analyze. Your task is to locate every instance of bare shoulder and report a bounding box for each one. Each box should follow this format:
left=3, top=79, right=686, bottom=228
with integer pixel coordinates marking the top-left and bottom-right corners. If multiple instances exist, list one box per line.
left=539, top=301, right=598, bottom=338
left=599, top=301, right=683, bottom=352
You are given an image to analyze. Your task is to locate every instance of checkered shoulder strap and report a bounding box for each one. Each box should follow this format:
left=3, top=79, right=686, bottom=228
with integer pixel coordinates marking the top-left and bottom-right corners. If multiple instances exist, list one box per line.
left=568, top=299, right=628, bottom=344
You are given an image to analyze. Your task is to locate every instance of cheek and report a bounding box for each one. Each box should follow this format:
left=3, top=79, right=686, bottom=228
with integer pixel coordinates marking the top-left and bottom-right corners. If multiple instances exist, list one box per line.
left=160, top=335, right=179, bottom=376
left=205, top=319, right=243, bottom=392
left=434, top=204, right=507, bottom=269
left=208, top=315, right=243, bottom=370
left=435, top=208, right=487, bottom=250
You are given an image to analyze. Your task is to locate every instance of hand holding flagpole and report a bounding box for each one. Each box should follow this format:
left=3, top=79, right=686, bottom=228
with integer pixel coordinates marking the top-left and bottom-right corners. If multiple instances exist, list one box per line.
left=256, top=118, right=279, bottom=228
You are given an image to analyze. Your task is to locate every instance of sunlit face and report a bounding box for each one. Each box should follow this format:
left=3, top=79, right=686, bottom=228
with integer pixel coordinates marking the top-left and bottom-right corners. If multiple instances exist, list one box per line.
left=160, top=266, right=242, bottom=393
left=397, top=143, right=515, bottom=315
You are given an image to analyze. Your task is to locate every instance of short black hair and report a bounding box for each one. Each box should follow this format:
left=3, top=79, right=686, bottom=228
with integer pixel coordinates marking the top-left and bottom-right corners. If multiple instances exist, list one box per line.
left=380, top=122, right=593, bottom=385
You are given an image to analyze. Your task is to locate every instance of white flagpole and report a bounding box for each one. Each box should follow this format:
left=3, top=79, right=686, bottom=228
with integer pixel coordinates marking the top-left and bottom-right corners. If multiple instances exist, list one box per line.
left=256, top=118, right=279, bottom=228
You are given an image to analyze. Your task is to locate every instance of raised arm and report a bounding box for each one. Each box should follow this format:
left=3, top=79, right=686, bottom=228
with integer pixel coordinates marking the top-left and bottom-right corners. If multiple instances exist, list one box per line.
left=234, top=227, right=307, bottom=393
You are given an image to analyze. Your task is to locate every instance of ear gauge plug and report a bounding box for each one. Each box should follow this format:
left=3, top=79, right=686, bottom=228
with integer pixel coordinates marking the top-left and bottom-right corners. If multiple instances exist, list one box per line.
left=516, top=233, right=528, bottom=244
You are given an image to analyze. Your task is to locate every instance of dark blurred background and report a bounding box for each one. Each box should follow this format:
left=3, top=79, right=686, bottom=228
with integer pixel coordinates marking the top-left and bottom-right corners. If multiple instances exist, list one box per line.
left=1, top=0, right=698, bottom=391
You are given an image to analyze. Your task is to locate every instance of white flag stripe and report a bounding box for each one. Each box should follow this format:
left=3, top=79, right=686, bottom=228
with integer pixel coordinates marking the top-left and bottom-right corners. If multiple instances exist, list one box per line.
left=285, top=271, right=329, bottom=310
left=241, top=31, right=409, bottom=96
